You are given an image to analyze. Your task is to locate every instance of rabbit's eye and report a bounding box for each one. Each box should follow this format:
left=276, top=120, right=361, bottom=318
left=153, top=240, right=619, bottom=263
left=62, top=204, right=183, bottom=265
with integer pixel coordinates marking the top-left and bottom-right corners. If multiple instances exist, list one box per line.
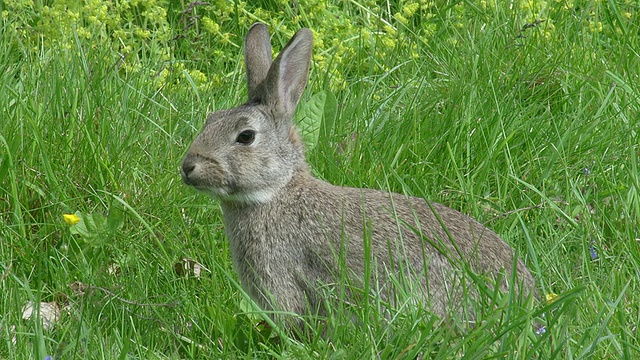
left=236, top=130, right=255, bottom=145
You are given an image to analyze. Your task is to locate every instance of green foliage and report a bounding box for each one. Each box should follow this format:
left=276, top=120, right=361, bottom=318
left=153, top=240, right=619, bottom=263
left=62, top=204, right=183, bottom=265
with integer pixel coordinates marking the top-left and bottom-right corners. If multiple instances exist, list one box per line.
left=1, top=0, right=639, bottom=358
left=3, top=0, right=633, bottom=94
left=296, top=90, right=337, bottom=150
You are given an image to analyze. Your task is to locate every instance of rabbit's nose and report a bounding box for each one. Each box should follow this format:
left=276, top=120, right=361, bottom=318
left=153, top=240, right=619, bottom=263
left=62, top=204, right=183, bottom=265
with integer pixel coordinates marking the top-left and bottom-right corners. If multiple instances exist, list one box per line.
left=182, top=160, right=196, bottom=176
left=181, top=157, right=198, bottom=183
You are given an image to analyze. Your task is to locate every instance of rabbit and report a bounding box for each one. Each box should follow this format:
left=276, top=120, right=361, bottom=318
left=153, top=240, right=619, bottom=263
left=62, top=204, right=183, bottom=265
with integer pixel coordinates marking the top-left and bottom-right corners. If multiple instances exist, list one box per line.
left=181, top=22, right=536, bottom=330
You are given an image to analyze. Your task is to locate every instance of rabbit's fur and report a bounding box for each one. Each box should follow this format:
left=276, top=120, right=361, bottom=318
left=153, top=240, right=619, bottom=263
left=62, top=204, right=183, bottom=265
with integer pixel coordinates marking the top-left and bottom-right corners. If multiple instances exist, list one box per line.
left=181, top=23, right=536, bottom=328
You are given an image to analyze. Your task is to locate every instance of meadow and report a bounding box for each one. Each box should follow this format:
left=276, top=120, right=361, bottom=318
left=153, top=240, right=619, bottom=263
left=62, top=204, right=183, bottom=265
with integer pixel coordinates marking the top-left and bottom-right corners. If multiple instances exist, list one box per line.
left=1, top=0, right=639, bottom=358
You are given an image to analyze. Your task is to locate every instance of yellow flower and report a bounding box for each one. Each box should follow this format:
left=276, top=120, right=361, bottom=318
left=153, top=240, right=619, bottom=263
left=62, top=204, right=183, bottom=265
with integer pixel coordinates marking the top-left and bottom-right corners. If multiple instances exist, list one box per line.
left=588, top=21, right=603, bottom=33
left=402, top=3, right=420, bottom=18
left=393, top=12, right=408, bottom=25
left=134, top=28, right=151, bottom=39
left=202, top=17, right=220, bottom=34
left=187, top=69, right=207, bottom=84
left=545, top=293, right=559, bottom=304
left=63, top=214, right=80, bottom=225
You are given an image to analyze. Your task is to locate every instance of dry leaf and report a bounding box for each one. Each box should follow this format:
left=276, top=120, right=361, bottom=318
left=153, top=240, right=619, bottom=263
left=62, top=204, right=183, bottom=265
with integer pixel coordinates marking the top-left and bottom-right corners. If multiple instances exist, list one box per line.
left=69, top=281, right=91, bottom=296
left=21, top=301, right=61, bottom=330
left=107, top=262, right=121, bottom=276
left=174, top=258, right=209, bottom=279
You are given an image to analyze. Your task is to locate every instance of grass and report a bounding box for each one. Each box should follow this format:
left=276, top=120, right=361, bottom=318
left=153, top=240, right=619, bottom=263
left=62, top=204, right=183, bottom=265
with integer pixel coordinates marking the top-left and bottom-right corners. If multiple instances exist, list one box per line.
left=1, top=0, right=639, bottom=358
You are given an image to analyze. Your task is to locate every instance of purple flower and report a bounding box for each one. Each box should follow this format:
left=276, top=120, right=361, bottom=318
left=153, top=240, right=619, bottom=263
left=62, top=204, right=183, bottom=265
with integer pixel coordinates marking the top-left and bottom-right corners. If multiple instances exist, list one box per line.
left=589, top=244, right=598, bottom=260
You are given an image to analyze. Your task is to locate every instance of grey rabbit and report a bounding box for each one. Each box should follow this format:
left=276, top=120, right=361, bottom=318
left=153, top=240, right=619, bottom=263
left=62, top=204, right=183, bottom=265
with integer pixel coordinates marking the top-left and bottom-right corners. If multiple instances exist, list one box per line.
left=181, top=23, right=536, bottom=330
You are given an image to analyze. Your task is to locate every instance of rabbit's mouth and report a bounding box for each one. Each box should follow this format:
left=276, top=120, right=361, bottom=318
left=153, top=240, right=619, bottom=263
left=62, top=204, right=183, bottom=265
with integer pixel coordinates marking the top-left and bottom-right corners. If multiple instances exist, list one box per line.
left=186, top=183, right=227, bottom=198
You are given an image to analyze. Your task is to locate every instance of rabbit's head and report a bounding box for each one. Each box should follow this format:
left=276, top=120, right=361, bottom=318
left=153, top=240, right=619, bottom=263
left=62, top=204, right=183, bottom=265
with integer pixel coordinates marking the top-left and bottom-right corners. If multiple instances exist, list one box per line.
left=181, top=23, right=313, bottom=204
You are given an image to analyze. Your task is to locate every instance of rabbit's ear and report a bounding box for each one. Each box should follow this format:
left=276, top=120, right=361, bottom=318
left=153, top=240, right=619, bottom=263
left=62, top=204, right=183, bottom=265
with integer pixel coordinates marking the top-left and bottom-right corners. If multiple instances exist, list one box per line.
left=245, top=23, right=272, bottom=102
left=263, top=28, right=313, bottom=120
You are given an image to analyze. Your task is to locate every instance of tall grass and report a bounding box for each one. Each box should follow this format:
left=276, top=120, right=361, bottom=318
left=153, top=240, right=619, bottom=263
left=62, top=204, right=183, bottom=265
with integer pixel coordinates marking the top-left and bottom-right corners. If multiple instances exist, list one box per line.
left=1, top=0, right=639, bottom=358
